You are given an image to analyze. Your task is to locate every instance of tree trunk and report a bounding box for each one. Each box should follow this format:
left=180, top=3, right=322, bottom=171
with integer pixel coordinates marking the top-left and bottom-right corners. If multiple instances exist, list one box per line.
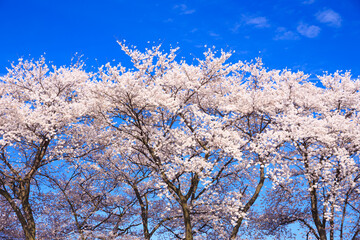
left=309, top=183, right=327, bottom=240
left=23, top=224, right=36, bottom=240
left=21, top=183, right=37, bottom=240
left=159, top=170, right=194, bottom=240
left=132, top=183, right=150, bottom=240
left=180, top=201, right=193, bottom=240
left=229, top=165, right=265, bottom=240
left=12, top=197, right=36, bottom=240
left=0, top=183, right=36, bottom=240
left=330, top=203, right=334, bottom=240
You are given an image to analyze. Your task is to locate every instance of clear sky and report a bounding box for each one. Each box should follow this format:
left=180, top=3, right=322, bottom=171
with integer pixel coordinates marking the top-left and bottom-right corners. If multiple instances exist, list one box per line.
left=1, top=0, right=359, bottom=77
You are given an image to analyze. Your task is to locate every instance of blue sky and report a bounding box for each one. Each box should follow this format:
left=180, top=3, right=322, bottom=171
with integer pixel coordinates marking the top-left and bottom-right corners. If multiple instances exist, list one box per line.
left=1, top=0, right=360, bottom=77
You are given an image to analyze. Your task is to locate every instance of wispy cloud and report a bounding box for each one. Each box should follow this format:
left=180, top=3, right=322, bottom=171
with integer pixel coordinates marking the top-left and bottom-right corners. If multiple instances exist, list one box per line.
left=302, top=0, right=315, bottom=4
left=238, top=50, right=249, bottom=55
left=297, top=23, right=321, bottom=38
left=316, top=9, right=342, bottom=27
left=163, top=18, right=173, bottom=23
left=244, top=16, right=270, bottom=28
left=274, top=27, right=299, bottom=40
left=231, top=23, right=241, bottom=33
left=231, top=15, right=270, bottom=33
left=173, top=4, right=196, bottom=15
left=209, top=31, right=220, bottom=37
left=208, top=31, right=222, bottom=40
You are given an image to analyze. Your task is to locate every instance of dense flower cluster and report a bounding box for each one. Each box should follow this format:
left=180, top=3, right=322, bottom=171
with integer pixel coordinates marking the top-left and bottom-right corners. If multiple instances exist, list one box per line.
left=0, top=43, right=359, bottom=240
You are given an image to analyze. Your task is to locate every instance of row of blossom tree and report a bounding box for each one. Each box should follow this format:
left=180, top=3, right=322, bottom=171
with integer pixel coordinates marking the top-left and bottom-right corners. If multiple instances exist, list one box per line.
left=0, top=43, right=359, bottom=240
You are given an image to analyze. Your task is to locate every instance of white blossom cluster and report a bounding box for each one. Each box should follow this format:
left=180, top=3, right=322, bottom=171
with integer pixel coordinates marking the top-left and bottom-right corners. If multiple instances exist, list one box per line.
left=0, top=43, right=359, bottom=240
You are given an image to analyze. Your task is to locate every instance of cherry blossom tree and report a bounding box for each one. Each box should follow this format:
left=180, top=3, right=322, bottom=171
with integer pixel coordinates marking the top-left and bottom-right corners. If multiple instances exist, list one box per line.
left=0, top=57, right=89, bottom=240
left=85, top=44, right=246, bottom=239
left=0, top=197, right=23, bottom=239
left=0, top=43, right=359, bottom=240
left=86, top=43, right=312, bottom=240
left=258, top=71, right=360, bottom=240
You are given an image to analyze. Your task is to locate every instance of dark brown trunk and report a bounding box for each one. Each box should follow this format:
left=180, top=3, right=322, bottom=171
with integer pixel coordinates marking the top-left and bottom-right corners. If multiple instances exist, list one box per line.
left=21, top=182, right=36, bottom=240
left=229, top=165, right=265, bottom=240
left=23, top=224, right=36, bottom=240
left=309, top=183, right=327, bottom=240
left=330, top=203, right=334, bottom=240
left=159, top=170, right=195, bottom=240
left=2, top=187, right=37, bottom=240
left=132, top=183, right=150, bottom=240
left=180, top=200, right=193, bottom=240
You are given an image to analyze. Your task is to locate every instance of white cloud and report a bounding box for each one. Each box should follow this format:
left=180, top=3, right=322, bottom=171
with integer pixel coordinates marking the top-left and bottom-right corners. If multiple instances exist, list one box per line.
left=231, top=23, right=241, bottom=33
left=209, top=32, right=220, bottom=37
left=174, top=4, right=196, bottom=15
left=316, top=9, right=342, bottom=27
left=243, top=16, right=270, bottom=28
left=231, top=15, right=270, bottom=33
left=302, top=0, right=315, bottom=4
left=238, top=50, right=249, bottom=55
left=297, top=23, right=321, bottom=38
left=274, top=27, right=299, bottom=40
left=163, top=18, right=173, bottom=23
